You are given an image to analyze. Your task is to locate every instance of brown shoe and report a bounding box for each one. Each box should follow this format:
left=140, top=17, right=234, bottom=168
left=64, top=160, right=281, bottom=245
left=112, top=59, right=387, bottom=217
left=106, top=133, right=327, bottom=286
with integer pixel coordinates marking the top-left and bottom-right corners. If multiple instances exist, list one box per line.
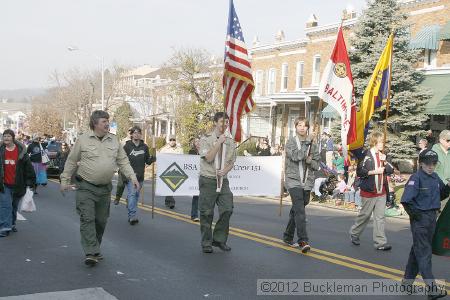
left=84, top=255, right=98, bottom=266
left=299, top=241, right=311, bottom=253
left=202, top=246, right=213, bottom=253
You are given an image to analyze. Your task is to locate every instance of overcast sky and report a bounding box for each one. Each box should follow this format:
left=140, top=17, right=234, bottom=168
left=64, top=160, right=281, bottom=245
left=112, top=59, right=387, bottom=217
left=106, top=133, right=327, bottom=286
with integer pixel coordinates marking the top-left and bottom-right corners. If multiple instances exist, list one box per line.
left=0, top=0, right=366, bottom=90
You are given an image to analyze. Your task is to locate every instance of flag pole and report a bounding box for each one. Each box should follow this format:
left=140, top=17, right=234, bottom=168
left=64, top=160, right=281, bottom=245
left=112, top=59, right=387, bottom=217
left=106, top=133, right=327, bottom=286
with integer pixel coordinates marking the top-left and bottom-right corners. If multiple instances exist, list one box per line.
left=383, top=32, right=394, bottom=152
left=279, top=152, right=285, bottom=216
left=151, top=118, right=156, bottom=219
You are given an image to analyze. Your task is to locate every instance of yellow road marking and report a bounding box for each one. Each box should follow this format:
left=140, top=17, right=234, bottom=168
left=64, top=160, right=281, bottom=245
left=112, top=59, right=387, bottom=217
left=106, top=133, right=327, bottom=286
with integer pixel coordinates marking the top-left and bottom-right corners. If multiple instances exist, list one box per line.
left=113, top=197, right=448, bottom=290
left=51, top=180, right=448, bottom=290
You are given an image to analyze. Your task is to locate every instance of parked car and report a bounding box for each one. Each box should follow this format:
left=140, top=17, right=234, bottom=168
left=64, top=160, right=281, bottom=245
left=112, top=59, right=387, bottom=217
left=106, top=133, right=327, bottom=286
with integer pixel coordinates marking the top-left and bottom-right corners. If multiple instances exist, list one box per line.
left=46, top=141, right=62, bottom=177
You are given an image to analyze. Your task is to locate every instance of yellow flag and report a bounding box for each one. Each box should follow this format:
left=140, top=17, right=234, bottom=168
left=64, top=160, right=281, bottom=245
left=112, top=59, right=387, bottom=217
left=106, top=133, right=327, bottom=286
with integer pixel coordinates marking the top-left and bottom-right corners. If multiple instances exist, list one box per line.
left=348, top=34, right=393, bottom=151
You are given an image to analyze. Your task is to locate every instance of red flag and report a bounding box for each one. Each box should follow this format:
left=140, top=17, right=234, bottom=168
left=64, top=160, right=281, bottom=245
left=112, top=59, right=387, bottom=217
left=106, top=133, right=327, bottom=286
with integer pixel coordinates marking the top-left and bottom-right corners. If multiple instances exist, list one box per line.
left=318, top=27, right=357, bottom=156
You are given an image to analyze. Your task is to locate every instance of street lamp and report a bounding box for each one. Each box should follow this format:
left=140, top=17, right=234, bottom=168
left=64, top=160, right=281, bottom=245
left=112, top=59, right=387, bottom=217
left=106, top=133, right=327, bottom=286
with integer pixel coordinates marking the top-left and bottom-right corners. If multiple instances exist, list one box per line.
left=67, top=46, right=105, bottom=110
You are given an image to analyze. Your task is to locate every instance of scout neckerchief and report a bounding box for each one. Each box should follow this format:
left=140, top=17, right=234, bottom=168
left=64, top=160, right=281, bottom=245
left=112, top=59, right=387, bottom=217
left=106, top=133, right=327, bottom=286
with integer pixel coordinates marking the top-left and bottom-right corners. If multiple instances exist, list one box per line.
left=370, top=147, right=383, bottom=194
left=295, top=135, right=307, bottom=184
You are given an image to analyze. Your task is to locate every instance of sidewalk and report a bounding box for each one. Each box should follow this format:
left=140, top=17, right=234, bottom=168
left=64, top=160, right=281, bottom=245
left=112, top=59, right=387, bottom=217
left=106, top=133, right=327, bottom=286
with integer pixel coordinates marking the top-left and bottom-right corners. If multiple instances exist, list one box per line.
left=254, top=195, right=409, bottom=220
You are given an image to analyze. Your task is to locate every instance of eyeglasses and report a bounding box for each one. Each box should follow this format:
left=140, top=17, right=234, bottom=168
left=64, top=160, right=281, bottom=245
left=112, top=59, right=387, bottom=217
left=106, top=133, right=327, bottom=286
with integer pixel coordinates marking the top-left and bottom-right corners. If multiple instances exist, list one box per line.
left=170, top=139, right=176, bottom=141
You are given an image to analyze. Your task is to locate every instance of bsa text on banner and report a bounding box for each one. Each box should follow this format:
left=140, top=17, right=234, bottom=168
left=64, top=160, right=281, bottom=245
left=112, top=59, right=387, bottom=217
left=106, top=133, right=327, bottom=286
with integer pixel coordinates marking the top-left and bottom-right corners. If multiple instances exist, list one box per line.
left=156, top=154, right=282, bottom=196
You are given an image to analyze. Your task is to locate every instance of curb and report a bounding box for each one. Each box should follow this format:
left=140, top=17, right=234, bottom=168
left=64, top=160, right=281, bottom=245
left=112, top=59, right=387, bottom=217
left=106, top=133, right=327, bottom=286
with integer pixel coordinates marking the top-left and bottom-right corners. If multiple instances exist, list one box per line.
left=250, top=195, right=409, bottom=220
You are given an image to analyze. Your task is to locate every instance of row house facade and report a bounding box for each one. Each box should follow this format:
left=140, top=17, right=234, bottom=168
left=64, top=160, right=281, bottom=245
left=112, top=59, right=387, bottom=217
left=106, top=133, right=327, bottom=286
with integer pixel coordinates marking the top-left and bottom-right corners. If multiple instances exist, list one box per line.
left=247, top=0, right=450, bottom=145
left=119, top=66, right=177, bottom=141
left=118, top=64, right=222, bottom=143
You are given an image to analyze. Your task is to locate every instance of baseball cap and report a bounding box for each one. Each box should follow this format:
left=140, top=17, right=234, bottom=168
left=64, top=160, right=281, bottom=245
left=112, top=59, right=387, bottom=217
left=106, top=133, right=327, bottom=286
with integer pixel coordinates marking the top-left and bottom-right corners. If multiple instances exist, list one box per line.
left=419, top=149, right=439, bottom=165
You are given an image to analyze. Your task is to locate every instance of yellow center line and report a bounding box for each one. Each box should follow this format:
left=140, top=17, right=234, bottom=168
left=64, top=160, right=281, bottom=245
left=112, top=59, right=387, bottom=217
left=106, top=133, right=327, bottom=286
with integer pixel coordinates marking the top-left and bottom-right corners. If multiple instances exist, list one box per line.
left=109, top=196, right=447, bottom=290
left=51, top=179, right=448, bottom=290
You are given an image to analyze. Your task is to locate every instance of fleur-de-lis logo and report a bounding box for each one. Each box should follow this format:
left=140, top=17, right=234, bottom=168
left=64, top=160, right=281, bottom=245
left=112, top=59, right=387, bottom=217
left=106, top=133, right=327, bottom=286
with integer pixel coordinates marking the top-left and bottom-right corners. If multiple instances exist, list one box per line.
left=334, top=63, right=347, bottom=78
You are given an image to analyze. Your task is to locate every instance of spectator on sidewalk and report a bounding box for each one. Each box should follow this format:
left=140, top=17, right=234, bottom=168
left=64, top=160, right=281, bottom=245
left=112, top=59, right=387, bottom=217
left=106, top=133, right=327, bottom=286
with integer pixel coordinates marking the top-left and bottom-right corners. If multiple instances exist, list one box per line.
left=431, top=130, right=450, bottom=211
left=333, top=150, right=345, bottom=174
left=344, top=166, right=357, bottom=208
left=349, top=131, right=394, bottom=251
left=0, top=129, right=36, bottom=237
left=27, top=135, right=48, bottom=194
left=418, top=138, right=428, bottom=155
left=257, top=138, right=271, bottom=156
left=332, top=174, right=346, bottom=203
left=271, top=144, right=282, bottom=156
left=160, top=134, right=183, bottom=209
left=324, top=132, right=334, bottom=169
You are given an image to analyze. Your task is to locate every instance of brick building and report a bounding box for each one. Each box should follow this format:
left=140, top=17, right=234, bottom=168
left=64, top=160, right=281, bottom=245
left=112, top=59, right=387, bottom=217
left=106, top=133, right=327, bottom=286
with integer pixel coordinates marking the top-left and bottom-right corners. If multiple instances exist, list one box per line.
left=248, top=0, right=450, bottom=145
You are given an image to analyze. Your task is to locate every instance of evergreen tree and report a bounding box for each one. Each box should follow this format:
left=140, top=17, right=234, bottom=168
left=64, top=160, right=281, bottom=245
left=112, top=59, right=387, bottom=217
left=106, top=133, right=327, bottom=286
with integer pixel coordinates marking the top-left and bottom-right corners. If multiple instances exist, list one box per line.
left=114, top=102, right=133, bottom=141
left=349, top=0, right=431, bottom=162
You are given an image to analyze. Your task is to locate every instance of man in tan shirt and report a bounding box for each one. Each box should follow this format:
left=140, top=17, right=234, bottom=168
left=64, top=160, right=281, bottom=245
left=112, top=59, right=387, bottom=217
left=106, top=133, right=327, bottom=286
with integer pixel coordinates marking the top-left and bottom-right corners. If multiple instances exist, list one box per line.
left=199, top=112, right=236, bottom=253
left=159, top=134, right=183, bottom=209
left=60, top=110, right=139, bottom=266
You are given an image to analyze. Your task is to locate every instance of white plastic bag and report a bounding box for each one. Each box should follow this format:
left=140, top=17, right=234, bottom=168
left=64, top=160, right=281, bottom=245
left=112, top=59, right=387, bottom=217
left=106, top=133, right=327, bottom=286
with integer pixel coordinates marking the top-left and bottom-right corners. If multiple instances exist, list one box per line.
left=20, top=188, right=36, bottom=212
left=16, top=212, right=27, bottom=221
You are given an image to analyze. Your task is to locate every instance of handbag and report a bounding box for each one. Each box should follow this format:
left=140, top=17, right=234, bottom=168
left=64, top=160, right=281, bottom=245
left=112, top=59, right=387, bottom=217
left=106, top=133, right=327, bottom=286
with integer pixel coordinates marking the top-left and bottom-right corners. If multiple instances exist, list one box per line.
left=20, top=188, right=36, bottom=212
left=37, top=169, right=48, bottom=185
left=39, top=143, right=50, bottom=164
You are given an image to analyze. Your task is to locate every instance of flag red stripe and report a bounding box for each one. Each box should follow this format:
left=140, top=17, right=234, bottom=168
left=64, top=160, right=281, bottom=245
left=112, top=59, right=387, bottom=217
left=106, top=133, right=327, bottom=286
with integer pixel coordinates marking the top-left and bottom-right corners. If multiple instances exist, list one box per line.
left=226, top=53, right=252, bottom=68
left=226, top=40, right=248, bottom=55
left=224, top=63, right=253, bottom=81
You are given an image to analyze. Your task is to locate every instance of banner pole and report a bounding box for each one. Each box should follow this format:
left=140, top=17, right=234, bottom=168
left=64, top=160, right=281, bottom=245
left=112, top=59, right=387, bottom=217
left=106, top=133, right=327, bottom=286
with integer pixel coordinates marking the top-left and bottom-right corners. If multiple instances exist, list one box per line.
left=151, top=117, right=156, bottom=219
left=383, top=33, right=394, bottom=152
left=279, top=153, right=285, bottom=216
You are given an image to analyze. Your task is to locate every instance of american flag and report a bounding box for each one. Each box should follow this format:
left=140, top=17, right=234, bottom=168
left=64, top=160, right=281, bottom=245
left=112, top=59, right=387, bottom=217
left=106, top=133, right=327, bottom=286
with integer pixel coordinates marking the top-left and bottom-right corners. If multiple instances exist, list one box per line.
left=223, top=0, right=255, bottom=142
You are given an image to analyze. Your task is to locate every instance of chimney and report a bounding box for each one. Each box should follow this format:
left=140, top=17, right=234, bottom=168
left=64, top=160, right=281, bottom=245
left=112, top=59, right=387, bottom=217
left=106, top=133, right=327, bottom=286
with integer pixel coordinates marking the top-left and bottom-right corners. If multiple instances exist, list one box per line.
left=306, top=14, right=318, bottom=28
left=275, top=30, right=285, bottom=43
left=342, top=4, right=356, bottom=20
left=252, top=35, right=260, bottom=47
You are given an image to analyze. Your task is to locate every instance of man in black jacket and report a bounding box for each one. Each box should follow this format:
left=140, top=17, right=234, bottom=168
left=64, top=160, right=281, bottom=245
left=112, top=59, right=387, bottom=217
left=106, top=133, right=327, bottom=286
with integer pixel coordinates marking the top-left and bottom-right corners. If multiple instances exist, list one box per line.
left=122, top=126, right=155, bottom=225
left=0, top=129, right=36, bottom=237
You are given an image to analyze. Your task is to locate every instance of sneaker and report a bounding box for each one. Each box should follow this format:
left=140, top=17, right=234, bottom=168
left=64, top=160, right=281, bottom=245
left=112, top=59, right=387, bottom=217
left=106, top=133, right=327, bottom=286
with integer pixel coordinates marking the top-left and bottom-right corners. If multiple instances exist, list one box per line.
left=129, top=218, right=139, bottom=225
left=11, top=226, right=17, bottom=233
left=350, top=235, right=360, bottom=246
left=299, top=241, right=311, bottom=253
left=0, top=231, right=8, bottom=238
left=428, top=288, right=447, bottom=300
left=212, top=241, right=231, bottom=251
left=191, top=217, right=200, bottom=222
left=169, top=205, right=175, bottom=209
left=84, top=255, right=98, bottom=266
left=94, top=253, right=104, bottom=261
left=376, top=244, right=392, bottom=251
left=283, top=239, right=299, bottom=248
left=400, top=279, right=414, bottom=295
left=113, top=198, right=120, bottom=205
left=202, top=246, right=213, bottom=253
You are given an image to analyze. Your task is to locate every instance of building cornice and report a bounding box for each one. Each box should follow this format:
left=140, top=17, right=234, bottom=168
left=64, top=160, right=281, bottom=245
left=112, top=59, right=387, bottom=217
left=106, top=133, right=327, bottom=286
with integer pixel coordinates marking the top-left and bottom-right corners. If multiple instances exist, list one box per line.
left=397, top=0, right=441, bottom=8
left=419, top=66, right=450, bottom=75
left=249, top=39, right=308, bottom=55
left=304, top=18, right=358, bottom=36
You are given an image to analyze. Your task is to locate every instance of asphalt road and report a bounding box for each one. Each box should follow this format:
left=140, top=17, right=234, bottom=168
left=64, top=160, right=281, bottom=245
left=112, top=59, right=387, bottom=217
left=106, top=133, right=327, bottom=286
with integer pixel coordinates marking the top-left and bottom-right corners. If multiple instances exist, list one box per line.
left=0, top=179, right=448, bottom=300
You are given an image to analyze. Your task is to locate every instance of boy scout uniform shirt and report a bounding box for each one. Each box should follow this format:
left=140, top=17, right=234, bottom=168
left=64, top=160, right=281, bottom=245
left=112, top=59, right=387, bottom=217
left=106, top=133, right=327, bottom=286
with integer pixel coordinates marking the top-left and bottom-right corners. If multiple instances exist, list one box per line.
left=60, top=131, right=137, bottom=186
left=199, top=132, right=236, bottom=179
left=401, top=169, right=450, bottom=211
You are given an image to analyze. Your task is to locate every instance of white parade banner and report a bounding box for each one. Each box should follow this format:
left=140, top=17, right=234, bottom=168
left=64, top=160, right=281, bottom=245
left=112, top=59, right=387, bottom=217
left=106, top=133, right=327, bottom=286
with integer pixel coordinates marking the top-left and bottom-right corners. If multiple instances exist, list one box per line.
left=155, top=154, right=282, bottom=196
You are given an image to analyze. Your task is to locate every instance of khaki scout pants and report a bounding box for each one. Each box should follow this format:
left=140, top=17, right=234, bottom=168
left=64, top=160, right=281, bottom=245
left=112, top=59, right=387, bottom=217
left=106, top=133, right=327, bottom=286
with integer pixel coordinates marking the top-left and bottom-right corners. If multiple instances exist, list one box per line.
left=350, top=195, right=388, bottom=248
left=76, top=180, right=112, bottom=255
left=199, top=176, right=233, bottom=247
